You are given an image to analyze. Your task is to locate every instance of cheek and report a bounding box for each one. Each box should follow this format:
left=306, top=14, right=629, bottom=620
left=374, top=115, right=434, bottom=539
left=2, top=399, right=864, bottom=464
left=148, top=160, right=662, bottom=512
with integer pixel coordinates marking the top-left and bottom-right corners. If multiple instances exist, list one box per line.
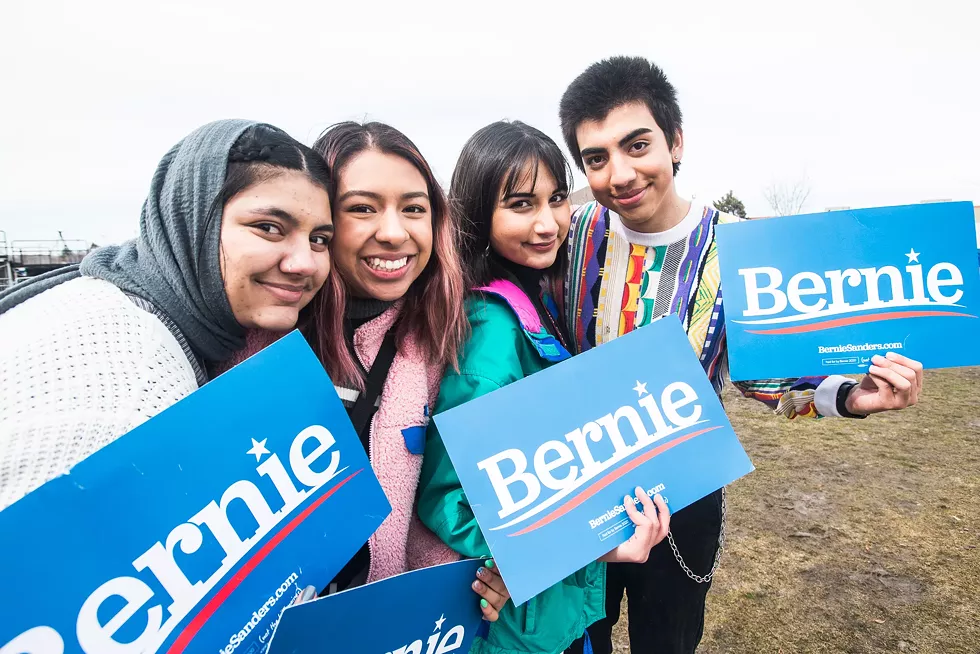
left=413, top=220, right=435, bottom=259
left=329, top=246, right=357, bottom=281
left=556, top=211, right=572, bottom=239
left=218, top=231, right=248, bottom=298
left=587, top=170, right=611, bottom=196
left=329, top=223, right=365, bottom=278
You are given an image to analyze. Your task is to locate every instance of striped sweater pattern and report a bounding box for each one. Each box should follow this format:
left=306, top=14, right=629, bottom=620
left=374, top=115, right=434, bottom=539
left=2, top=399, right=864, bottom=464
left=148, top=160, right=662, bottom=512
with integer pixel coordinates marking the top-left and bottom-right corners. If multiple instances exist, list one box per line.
left=564, top=201, right=824, bottom=419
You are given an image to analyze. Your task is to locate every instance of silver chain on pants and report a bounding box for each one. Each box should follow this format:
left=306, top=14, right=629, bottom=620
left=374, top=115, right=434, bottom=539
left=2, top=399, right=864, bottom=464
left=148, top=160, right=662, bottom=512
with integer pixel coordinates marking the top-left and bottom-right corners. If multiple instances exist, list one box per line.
left=667, top=487, right=727, bottom=584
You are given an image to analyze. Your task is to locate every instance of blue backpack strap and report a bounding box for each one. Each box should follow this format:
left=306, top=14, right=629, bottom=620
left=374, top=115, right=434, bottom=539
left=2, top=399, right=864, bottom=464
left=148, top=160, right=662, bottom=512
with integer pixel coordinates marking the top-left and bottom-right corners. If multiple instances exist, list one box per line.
left=475, top=279, right=571, bottom=363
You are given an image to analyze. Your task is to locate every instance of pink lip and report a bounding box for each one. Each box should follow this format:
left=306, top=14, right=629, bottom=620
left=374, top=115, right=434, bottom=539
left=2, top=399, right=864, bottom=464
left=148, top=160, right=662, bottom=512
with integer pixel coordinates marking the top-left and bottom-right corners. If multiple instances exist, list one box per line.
left=260, top=282, right=306, bottom=303
left=613, top=186, right=647, bottom=208
left=526, top=240, right=557, bottom=253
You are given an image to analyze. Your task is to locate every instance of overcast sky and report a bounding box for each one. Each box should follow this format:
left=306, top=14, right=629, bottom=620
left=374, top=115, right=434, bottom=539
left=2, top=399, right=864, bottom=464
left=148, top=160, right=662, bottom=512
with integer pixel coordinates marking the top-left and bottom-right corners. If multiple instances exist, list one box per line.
left=2, top=0, right=977, bottom=247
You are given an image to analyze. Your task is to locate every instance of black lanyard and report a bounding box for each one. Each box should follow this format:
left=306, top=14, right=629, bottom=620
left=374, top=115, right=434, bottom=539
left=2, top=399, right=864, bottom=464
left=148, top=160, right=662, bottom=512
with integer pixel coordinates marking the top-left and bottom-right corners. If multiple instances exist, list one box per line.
left=348, top=327, right=399, bottom=437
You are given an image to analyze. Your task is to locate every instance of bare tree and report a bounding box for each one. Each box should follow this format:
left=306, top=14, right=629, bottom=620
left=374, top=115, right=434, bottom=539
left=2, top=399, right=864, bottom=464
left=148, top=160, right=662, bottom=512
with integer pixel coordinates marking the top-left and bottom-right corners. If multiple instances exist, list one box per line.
left=763, top=177, right=811, bottom=216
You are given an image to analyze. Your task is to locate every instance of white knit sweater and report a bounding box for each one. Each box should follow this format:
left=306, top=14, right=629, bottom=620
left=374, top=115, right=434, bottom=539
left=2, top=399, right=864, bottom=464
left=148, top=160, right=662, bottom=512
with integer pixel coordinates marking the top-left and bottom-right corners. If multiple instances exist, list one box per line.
left=0, top=276, right=199, bottom=510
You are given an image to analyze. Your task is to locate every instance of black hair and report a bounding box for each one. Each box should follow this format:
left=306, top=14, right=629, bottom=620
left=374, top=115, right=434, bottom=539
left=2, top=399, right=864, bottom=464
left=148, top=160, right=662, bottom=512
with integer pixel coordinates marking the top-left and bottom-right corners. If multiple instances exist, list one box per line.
left=450, top=120, right=572, bottom=288
left=214, top=124, right=332, bottom=216
left=559, top=56, right=683, bottom=176
left=202, top=124, right=332, bottom=266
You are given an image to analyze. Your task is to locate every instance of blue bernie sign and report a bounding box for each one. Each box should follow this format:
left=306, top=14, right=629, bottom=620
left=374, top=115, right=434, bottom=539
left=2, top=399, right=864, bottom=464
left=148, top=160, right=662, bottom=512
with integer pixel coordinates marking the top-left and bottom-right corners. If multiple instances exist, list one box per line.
left=716, top=201, right=980, bottom=380
left=268, top=560, right=484, bottom=654
left=433, top=316, right=753, bottom=605
left=0, top=331, right=390, bottom=654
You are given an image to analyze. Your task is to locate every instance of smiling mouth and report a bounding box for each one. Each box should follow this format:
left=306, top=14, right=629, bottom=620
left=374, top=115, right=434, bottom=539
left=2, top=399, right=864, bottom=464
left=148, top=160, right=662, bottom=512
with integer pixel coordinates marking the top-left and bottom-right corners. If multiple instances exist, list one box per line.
left=526, top=240, right=556, bottom=251
left=259, top=281, right=308, bottom=303
left=614, top=187, right=646, bottom=201
left=365, top=255, right=413, bottom=272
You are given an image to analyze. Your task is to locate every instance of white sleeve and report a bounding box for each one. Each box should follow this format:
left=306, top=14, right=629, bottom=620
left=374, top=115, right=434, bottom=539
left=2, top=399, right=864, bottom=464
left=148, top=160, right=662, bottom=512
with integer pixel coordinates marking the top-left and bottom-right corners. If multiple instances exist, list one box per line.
left=813, top=375, right=853, bottom=418
left=0, top=277, right=199, bottom=510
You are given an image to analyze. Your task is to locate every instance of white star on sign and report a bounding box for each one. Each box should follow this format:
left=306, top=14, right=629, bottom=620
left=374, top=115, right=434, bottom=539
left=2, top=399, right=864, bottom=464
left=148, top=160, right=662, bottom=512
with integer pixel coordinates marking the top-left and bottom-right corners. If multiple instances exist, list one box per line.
left=246, top=438, right=270, bottom=462
left=434, top=614, right=446, bottom=632
left=906, top=248, right=920, bottom=264
left=633, top=381, right=648, bottom=397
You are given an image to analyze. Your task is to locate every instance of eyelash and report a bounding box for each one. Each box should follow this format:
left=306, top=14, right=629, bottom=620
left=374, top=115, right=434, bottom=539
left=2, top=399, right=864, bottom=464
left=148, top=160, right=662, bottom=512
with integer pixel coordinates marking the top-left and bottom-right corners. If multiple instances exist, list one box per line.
left=346, top=204, right=428, bottom=215
left=254, top=222, right=283, bottom=235
left=509, top=194, right=568, bottom=210
left=254, top=222, right=330, bottom=249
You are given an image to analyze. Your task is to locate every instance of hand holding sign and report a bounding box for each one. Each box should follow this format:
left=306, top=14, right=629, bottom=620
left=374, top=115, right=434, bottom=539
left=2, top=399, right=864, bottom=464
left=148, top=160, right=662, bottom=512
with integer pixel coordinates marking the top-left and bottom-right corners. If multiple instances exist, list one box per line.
left=599, top=488, right=671, bottom=564
left=846, top=352, right=924, bottom=415
left=716, top=201, right=980, bottom=380
left=472, top=559, right=509, bottom=622
left=433, top=316, right=753, bottom=605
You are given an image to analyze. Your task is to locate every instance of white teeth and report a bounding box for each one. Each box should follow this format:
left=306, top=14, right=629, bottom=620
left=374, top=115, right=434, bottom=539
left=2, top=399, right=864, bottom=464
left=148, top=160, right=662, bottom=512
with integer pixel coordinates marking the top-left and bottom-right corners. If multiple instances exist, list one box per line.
left=366, top=256, right=409, bottom=272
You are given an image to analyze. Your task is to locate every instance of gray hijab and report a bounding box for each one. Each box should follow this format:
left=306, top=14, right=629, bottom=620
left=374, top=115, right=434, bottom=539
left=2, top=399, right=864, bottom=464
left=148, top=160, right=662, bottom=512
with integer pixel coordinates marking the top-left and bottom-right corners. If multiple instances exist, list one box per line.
left=0, top=119, right=262, bottom=362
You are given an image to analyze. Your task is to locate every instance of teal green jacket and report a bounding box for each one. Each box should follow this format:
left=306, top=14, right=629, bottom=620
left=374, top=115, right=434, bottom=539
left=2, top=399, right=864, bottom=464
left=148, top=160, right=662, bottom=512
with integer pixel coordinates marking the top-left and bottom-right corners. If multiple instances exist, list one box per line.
left=417, top=280, right=605, bottom=654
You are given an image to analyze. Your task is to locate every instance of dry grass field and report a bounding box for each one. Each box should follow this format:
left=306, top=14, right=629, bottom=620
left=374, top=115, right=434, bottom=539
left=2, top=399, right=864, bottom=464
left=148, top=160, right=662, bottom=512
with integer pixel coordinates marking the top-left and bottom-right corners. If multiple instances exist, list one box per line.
left=611, top=367, right=980, bottom=653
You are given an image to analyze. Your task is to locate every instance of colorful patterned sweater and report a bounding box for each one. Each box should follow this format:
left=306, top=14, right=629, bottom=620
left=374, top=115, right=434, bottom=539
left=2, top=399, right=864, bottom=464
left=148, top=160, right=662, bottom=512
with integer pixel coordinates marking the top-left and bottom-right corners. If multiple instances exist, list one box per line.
left=564, top=201, right=849, bottom=419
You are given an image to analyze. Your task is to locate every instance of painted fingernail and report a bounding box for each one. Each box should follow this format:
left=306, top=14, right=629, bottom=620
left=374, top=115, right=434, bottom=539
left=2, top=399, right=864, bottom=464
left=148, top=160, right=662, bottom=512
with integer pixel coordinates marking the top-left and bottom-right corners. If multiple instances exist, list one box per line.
left=472, top=580, right=480, bottom=590
left=485, top=559, right=495, bottom=569
left=480, top=599, right=489, bottom=609
left=477, top=567, right=487, bottom=578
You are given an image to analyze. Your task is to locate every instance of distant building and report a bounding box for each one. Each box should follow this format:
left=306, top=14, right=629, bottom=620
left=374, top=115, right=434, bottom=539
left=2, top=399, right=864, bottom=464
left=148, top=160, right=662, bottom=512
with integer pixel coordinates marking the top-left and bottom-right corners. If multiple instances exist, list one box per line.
left=569, top=186, right=595, bottom=210
left=0, top=238, right=95, bottom=291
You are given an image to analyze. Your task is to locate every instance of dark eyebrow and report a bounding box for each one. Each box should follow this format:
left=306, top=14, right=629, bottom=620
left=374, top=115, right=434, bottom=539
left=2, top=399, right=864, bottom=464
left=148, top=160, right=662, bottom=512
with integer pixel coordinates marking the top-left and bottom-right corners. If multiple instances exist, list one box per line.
left=580, top=128, right=656, bottom=160
left=502, top=192, right=535, bottom=201
left=336, top=190, right=383, bottom=203
left=618, top=128, right=654, bottom=148
left=337, top=190, right=429, bottom=203
left=251, top=207, right=298, bottom=225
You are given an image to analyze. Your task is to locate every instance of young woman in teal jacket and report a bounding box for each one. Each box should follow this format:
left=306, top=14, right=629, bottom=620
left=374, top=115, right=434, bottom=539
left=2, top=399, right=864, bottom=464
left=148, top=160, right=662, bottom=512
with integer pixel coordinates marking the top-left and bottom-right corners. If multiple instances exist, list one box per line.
left=417, top=121, right=671, bottom=654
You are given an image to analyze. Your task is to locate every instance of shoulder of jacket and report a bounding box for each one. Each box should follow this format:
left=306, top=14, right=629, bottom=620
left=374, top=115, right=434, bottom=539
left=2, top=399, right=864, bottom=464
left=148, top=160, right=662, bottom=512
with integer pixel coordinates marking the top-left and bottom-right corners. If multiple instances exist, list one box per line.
left=464, top=292, right=525, bottom=337
left=571, top=200, right=607, bottom=229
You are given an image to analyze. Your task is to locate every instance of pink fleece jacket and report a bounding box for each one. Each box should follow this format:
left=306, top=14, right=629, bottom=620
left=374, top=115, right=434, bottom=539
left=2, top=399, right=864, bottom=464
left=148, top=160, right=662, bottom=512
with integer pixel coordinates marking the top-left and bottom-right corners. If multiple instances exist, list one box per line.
left=216, top=303, right=459, bottom=584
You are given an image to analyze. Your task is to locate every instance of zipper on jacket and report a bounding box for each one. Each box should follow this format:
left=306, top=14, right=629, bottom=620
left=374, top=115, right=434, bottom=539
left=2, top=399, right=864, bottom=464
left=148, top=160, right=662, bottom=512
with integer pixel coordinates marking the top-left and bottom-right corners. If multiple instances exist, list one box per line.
left=365, top=416, right=376, bottom=581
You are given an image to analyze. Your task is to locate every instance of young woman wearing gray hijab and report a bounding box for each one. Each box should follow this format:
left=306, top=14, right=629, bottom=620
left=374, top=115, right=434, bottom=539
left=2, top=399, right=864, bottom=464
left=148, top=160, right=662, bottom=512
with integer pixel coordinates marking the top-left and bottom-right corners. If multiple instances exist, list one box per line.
left=0, top=119, right=335, bottom=511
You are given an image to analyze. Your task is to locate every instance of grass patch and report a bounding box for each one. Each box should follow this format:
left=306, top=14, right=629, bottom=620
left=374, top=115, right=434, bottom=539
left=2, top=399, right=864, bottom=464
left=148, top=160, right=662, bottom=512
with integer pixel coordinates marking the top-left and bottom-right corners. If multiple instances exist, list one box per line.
left=612, top=367, right=980, bottom=653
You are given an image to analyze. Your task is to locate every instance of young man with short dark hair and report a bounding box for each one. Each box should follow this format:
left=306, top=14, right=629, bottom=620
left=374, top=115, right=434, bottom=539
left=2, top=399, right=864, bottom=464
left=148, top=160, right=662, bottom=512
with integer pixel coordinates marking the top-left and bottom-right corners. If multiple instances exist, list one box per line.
left=559, top=56, right=924, bottom=654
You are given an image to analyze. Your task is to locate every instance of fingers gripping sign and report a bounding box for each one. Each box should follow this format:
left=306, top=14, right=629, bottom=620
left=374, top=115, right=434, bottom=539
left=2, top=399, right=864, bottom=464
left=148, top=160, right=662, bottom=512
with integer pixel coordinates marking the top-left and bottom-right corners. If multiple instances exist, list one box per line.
left=600, top=487, right=671, bottom=564
left=845, top=352, right=925, bottom=416
left=472, top=559, right=510, bottom=622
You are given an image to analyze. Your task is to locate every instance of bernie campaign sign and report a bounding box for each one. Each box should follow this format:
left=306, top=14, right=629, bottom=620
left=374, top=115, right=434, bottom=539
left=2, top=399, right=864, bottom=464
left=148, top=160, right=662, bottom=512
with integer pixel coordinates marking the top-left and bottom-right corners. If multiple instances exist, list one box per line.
left=716, top=201, right=980, bottom=380
left=268, top=560, right=484, bottom=654
left=433, top=316, right=753, bottom=605
left=0, top=331, right=391, bottom=654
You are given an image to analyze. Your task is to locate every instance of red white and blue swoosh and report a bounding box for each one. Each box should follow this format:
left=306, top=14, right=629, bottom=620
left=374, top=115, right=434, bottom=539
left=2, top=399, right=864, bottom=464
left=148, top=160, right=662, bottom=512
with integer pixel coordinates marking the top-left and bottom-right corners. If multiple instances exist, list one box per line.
left=494, top=423, right=722, bottom=538
left=735, top=300, right=977, bottom=335
left=155, top=468, right=362, bottom=653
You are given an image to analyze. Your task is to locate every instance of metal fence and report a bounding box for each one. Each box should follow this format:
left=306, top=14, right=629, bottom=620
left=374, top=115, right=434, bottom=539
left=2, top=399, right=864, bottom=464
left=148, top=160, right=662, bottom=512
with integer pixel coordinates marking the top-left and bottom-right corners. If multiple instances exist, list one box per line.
left=0, top=238, right=95, bottom=291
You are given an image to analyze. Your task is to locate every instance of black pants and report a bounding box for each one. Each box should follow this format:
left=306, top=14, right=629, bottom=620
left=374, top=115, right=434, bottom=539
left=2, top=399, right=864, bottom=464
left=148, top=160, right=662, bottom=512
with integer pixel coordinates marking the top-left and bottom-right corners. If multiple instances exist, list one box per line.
left=567, top=490, right=724, bottom=654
